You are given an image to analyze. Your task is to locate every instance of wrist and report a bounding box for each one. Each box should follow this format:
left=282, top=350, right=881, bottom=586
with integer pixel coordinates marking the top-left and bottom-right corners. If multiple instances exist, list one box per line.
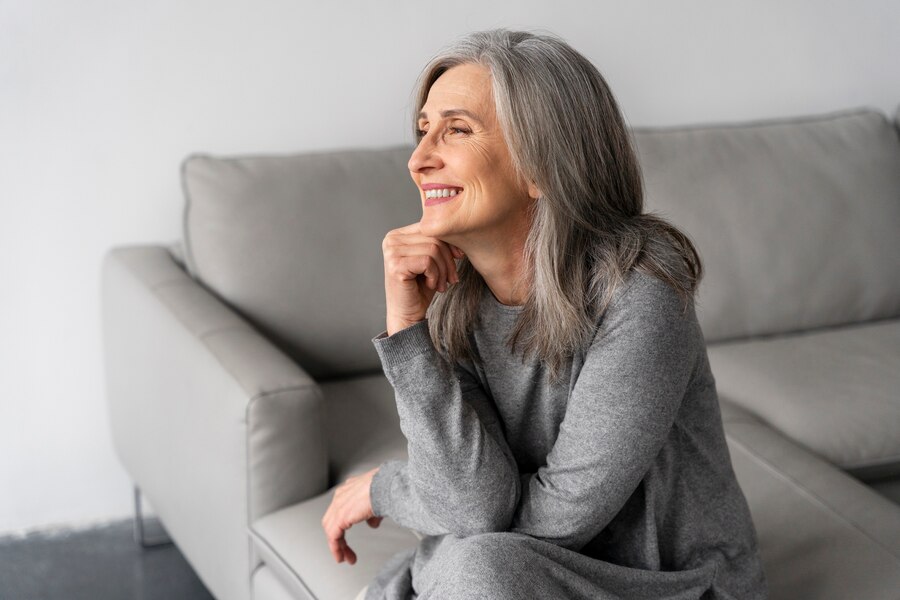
left=387, top=317, right=423, bottom=337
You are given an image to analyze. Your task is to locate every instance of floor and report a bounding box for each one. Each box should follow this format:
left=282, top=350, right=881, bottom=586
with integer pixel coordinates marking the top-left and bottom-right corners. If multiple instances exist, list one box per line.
left=0, top=517, right=215, bottom=600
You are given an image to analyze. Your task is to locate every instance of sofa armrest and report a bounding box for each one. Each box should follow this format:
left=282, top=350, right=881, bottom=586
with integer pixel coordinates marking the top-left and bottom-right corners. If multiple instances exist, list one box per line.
left=100, top=244, right=327, bottom=600
left=722, top=400, right=900, bottom=599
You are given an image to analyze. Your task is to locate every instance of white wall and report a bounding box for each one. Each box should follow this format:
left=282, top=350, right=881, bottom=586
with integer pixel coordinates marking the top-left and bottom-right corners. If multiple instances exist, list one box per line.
left=1, top=0, right=898, bottom=536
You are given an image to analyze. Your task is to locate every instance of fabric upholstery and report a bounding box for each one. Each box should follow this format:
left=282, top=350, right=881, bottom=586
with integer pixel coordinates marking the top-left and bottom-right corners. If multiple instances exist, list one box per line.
left=722, top=402, right=900, bottom=599
left=181, top=147, right=421, bottom=380
left=251, top=566, right=297, bottom=600
left=633, top=108, right=900, bottom=343
left=708, top=318, right=900, bottom=479
left=103, top=105, right=900, bottom=600
left=179, top=110, right=900, bottom=381
left=321, top=373, right=407, bottom=487
left=250, top=489, right=419, bottom=600
left=101, top=245, right=330, bottom=600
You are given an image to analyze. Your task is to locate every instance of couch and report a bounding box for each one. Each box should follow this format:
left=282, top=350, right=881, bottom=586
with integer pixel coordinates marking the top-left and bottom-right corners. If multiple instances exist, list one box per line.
left=100, top=105, right=900, bottom=600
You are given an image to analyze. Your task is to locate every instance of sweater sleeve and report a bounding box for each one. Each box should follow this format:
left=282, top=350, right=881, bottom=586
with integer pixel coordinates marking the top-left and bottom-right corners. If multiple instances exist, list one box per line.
left=368, top=320, right=520, bottom=537
left=509, top=274, right=701, bottom=551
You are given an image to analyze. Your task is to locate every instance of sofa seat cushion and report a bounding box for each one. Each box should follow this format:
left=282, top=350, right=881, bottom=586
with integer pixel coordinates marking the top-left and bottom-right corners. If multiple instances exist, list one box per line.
left=721, top=400, right=900, bottom=599
left=709, top=318, right=900, bottom=480
left=250, top=489, right=419, bottom=600
left=251, top=564, right=297, bottom=600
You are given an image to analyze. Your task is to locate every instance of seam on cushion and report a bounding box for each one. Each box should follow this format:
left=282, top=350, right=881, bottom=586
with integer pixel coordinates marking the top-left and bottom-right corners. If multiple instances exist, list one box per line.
left=244, top=382, right=325, bottom=541
left=726, top=401, right=900, bottom=474
left=243, top=384, right=322, bottom=428
left=179, top=154, right=202, bottom=278
left=149, top=278, right=193, bottom=292
left=146, top=271, right=316, bottom=399
left=146, top=283, right=249, bottom=342
left=247, top=526, right=319, bottom=600
left=116, top=249, right=188, bottom=290
left=200, top=324, right=253, bottom=341
left=726, top=433, right=900, bottom=563
left=707, top=314, right=900, bottom=348
left=843, top=454, right=900, bottom=471
left=631, top=106, right=880, bottom=136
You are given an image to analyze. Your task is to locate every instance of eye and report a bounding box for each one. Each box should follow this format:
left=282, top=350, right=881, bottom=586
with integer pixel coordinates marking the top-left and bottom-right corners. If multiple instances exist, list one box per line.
left=415, top=128, right=427, bottom=139
left=449, top=127, right=471, bottom=135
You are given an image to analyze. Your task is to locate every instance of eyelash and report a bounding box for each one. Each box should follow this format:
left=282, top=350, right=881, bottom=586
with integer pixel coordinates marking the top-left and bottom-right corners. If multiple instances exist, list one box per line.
left=415, top=126, right=471, bottom=139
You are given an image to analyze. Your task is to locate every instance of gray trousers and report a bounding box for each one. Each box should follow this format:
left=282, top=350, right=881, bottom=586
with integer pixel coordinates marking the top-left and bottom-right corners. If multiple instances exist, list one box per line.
left=363, top=531, right=722, bottom=600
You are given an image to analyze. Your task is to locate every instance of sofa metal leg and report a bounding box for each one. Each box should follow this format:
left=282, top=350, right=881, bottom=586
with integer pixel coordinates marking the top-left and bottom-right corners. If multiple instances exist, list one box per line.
left=133, top=485, right=173, bottom=548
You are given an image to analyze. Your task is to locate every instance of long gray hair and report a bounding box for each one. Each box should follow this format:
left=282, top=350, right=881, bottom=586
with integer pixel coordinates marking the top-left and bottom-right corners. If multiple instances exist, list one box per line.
left=418, top=28, right=703, bottom=381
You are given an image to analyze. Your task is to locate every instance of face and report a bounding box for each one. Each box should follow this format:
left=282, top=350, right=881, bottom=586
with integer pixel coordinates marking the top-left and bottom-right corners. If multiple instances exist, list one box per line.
left=410, top=63, right=539, bottom=245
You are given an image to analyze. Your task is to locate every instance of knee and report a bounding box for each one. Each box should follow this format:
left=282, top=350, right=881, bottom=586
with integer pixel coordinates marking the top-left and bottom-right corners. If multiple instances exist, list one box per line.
left=429, top=532, right=531, bottom=595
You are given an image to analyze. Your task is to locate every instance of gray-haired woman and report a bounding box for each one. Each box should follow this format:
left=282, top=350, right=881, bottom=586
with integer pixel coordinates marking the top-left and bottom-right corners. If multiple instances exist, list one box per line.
left=322, top=28, right=769, bottom=600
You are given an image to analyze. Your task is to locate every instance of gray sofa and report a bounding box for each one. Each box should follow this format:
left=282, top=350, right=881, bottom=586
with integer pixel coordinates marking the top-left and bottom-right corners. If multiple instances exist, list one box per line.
left=101, top=106, right=900, bottom=600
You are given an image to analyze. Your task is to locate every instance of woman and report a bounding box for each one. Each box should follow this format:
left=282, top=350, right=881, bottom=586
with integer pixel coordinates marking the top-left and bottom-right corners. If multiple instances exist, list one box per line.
left=322, top=28, right=769, bottom=599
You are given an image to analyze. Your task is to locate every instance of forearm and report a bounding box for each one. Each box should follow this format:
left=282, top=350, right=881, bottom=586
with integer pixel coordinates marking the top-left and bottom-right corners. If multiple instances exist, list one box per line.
left=371, top=321, right=520, bottom=535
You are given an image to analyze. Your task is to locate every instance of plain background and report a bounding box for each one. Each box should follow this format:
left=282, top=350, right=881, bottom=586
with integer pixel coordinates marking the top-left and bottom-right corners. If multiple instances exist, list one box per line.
left=1, top=0, right=898, bottom=536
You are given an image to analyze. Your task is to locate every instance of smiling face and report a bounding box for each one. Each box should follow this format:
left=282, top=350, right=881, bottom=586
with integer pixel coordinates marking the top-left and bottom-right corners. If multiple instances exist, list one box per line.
left=410, top=63, right=539, bottom=245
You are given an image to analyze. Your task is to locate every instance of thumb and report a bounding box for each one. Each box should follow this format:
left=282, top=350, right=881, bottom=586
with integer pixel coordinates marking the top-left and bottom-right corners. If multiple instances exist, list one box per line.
left=450, top=245, right=465, bottom=258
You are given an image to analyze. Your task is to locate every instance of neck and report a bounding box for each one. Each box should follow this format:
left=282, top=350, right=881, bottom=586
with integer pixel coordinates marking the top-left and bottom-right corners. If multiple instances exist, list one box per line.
left=458, top=230, right=529, bottom=307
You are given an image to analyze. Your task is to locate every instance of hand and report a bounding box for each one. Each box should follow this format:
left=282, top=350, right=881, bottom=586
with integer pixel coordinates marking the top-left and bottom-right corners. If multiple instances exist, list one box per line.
left=321, top=467, right=383, bottom=565
left=382, top=223, right=465, bottom=335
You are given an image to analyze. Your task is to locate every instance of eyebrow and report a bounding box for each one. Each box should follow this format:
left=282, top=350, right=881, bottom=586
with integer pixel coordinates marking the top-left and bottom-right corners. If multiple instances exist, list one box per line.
left=417, top=108, right=484, bottom=126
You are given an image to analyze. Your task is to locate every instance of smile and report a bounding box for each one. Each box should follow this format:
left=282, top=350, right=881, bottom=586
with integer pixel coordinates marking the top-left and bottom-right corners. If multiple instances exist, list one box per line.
left=424, top=188, right=463, bottom=207
left=424, top=188, right=462, bottom=199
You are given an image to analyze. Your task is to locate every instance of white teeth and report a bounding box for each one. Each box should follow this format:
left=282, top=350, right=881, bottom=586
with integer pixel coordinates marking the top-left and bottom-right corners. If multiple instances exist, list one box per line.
left=425, top=188, right=462, bottom=199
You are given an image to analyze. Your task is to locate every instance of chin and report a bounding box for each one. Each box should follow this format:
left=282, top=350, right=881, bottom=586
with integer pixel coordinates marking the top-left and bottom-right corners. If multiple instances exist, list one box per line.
left=418, top=212, right=454, bottom=239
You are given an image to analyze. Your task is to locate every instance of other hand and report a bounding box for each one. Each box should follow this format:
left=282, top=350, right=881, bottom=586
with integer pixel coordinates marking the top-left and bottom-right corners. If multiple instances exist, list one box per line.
left=321, top=467, right=383, bottom=565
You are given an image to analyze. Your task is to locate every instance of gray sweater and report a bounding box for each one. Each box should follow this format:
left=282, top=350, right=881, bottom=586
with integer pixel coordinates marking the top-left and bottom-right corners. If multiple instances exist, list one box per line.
left=367, top=270, right=769, bottom=599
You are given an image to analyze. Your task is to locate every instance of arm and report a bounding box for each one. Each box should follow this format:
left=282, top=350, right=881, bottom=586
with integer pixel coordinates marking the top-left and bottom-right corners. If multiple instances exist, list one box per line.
left=103, top=245, right=327, bottom=591
left=510, top=273, right=701, bottom=551
left=369, top=320, right=521, bottom=537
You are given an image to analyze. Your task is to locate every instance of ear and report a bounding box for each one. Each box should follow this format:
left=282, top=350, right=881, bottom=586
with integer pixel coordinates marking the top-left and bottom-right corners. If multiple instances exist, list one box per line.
left=527, top=180, right=542, bottom=200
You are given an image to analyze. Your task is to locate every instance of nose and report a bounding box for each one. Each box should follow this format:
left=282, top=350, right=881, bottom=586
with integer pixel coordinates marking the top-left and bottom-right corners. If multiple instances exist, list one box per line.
left=408, top=129, right=443, bottom=174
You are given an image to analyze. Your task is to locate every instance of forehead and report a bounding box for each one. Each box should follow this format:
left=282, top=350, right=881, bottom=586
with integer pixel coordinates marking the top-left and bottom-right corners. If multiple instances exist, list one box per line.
left=420, top=63, right=493, bottom=119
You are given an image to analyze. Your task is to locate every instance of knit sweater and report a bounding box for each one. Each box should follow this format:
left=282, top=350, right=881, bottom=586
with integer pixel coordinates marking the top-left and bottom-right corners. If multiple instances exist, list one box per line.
left=366, top=270, right=769, bottom=599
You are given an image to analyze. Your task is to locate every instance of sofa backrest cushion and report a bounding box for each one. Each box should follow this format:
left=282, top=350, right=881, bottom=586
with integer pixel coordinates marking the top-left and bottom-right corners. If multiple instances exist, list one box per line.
left=182, top=147, right=420, bottom=380
left=181, top=108, right=900, bottom=379
left=633, top=108, right=900, bottom=343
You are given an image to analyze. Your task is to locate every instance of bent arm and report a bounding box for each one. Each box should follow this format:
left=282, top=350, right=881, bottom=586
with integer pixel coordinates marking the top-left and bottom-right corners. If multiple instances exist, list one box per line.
left=369, top=321, right=520, bottom=537
left=510, top=274, right=701, bottom=551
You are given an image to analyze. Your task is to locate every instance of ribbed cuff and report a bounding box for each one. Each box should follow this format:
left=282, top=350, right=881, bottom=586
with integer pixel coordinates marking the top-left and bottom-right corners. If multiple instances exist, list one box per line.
left=370, top=459, right=405, bottom=518
left=371, top=319, right=434, bottom=366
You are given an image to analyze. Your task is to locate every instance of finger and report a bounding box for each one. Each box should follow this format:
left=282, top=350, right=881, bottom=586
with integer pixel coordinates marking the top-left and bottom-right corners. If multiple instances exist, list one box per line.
left=386, top=232, right=456, bottom=278
left=401, top=253, right=444, bottom=292
left=341, top=538, right=357, bottom=565
left=391, top=222, right=422, bottom=235
left=450, top=244, right=465, bottom=259
left=432, top=240, right=458, bottom=284
left=426, top=243, right=452, bottom=290
left=367, top=517, right=382, bottom=528
left=396, top=243, right=448, bottom=289
left=327, top=535, right=343, bottom=563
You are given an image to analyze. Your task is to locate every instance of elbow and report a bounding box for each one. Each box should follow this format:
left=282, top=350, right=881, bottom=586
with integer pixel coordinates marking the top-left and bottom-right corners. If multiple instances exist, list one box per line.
left=453, top=507, right=513, bottom=537
left=444, top=475, right=519, bottom=536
